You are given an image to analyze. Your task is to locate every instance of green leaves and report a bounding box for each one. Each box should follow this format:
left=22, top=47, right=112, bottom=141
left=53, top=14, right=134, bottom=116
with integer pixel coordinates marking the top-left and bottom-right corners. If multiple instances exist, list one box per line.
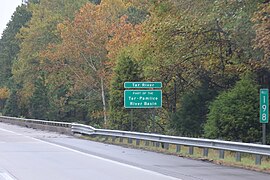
left=29, top=74, right=49, bottom=120
left=171, top=81, right=217, bottom=137
left=205, top=73, right=260, bottom=142
left=0, top=4, right=32, bottom=87
left=109, top=53, right=143, bottom=130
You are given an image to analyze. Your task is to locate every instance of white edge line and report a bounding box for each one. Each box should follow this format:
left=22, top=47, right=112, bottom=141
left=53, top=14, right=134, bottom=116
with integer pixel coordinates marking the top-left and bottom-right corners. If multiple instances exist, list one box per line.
left=0, top=172, right=16, bottom=180
left=0, top=127, right=182, bottom=180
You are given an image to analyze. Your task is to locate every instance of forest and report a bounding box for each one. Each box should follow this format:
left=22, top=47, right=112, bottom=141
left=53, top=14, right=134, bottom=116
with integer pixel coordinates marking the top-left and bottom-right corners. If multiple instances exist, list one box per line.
left=0, top=0, right=270, bottom=143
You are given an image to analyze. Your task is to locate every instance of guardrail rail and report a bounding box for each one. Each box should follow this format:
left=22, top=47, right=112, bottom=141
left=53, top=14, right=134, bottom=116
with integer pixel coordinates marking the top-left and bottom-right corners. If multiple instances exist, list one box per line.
left=0, top=116, right=72, bottom=135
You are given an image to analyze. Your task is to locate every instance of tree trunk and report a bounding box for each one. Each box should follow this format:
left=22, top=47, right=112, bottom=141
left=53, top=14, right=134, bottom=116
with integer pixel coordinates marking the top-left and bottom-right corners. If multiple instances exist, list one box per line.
left=100, top=77, right=107, bottom=126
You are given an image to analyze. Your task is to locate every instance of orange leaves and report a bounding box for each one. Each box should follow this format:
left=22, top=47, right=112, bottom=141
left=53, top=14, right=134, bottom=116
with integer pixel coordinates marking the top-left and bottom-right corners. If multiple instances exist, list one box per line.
left=0, top=87, right=10, bottom=100
left=107, top=15, right=144, bottom=62
left=41, top=0, right=150, bottom=92
left=60, top=2, right=108, bottom=61
left=41, top=1, right=128, bottom=91
left=252, top=4, right=270, bottom=62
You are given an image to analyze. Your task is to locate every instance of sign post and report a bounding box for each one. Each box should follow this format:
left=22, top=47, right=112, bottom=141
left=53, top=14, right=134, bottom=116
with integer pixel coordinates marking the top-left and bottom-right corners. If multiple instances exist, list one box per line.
left=260, top=89, right=269, bottom=144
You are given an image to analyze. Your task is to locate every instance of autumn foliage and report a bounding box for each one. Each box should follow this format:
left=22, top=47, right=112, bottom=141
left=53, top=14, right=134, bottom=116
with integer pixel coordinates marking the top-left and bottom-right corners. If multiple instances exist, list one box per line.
left=0, top=0, right=270, bottom=142
left=0, top=87, right=10, bottom=100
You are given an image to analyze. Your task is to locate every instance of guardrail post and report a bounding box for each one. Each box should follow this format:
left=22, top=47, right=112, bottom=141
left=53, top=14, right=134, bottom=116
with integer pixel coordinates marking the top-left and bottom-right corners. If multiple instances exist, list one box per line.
left=120, top=137, right=123, bottom=143
left=203, top=148, right=209, bottom=157
left=164, top=143, right=169, bottom=150
left=128, top=138, right=133, bottom=144
left=189, top=146, right=194, bottom=155
left=255, top=155, right=262, bottom=165
left=156, top=142, right=160, bottom=148
left=219, top=150, right=225, bottom=159
left=112, top=137, right=116, bottom=142
left=176, top=145, right=181, bottom=153
left=145, top=140, right=149, bottom=146
left=136, top=139, right=140, bottom=146
left=236, top=152, right=241, bottom=162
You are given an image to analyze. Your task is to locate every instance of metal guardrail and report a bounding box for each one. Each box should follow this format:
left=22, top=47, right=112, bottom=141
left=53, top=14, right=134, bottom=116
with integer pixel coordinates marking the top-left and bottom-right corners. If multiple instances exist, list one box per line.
left=0, top=116, right=72, bottom=134
left=0, top=116, right=71, bottom=127
left=0, top=116, right=269, bottom=165
left=71, top=123, right=270, bottom=165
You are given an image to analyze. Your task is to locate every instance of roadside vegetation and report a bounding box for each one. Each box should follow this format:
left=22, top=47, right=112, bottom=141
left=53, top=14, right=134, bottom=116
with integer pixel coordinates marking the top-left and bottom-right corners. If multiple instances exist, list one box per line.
left=0, top=0, right=270, bottom=144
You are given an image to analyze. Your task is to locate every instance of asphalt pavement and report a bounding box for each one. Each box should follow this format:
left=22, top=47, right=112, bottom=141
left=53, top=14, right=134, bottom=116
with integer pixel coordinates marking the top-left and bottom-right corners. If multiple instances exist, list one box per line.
left=0, top=122, right=269, bottom=180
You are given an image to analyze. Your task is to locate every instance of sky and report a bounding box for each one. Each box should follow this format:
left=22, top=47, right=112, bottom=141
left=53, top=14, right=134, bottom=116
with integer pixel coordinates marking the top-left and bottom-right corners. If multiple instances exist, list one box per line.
left=0, top=0, right=23, bottom=37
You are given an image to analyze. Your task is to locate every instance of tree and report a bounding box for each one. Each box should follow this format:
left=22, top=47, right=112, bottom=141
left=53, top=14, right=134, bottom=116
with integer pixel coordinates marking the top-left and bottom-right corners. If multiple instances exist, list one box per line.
left=12, top=0, right=89, bottom=117
left=29, top=73, right=49, bottom=120
left=0, top=4, right=32, bottom=87
left=106, top=15, right=144, bottom=65
left=126, top=5, right=149, bottom=25
left=133, top=1, right=218, bottom=122
left=204, top=73, right=261, bottom=143
left=252, top=2, right=270, bottom=69
left=43, top=0, right=127, bottom=125
left=109, top=53, right=146, bottom=131
left=3, top=89, right=20, bottom=117
left=171, top=79, right=217, bottom=137
left=0, top=87, right=10, bottom=113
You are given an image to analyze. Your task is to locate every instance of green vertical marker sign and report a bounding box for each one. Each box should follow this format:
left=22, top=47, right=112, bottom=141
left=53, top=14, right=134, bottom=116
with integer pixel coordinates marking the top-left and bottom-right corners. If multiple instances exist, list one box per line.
left=260, top=89, right=269, bottom=123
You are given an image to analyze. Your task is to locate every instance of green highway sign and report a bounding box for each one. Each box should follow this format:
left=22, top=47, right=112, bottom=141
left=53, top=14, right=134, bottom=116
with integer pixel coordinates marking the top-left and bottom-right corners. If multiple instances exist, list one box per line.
left=260, top=89, right=269, bottom=123
left=124, top=90, right=162, bottom=108
left=124, top=82, right=162, bottom=89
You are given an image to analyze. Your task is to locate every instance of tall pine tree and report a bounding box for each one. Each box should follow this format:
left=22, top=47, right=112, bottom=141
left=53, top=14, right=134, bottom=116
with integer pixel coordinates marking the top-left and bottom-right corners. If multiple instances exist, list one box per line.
left=109, top=53, right=143, bottom=130
left=0, top=4, right=31, bottom=87
left=29, top=73, right=49, bottom=120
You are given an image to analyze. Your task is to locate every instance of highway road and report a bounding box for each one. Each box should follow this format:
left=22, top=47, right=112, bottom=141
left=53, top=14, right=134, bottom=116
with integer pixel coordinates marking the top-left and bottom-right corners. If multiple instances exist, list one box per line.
left=0, top=122, right=269, bottom=180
